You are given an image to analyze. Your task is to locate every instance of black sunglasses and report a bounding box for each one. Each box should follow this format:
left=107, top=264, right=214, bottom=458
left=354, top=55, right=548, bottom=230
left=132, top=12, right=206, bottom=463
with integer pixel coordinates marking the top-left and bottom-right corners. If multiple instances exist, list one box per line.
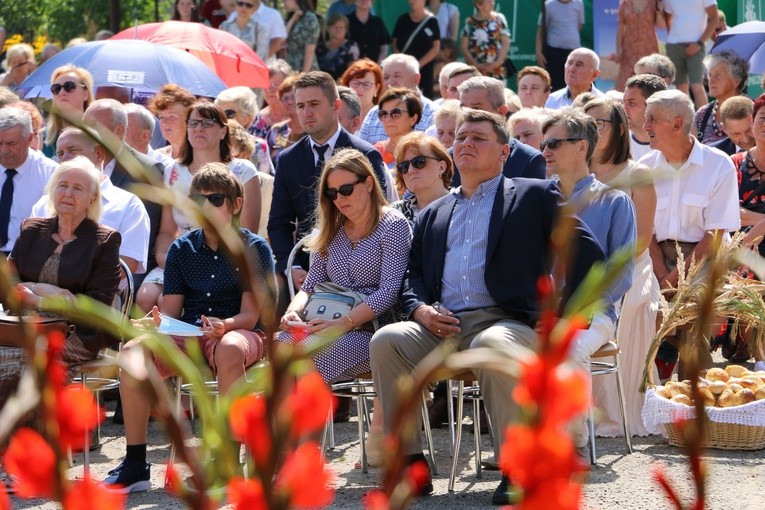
left=224, top=109, right=237, bottom=119
left=396, top=155, right=439, bottom=174
left=190, top=192, right=228, bottom=207
left=324, top=179, right=365, bottom=200
left=236, top=1, right=255, bottom=7
left=539, top=137, right=585, bottom=151
left=378, top=107, right=404, bottom=121
left=50, top=81, right=86, bottom=95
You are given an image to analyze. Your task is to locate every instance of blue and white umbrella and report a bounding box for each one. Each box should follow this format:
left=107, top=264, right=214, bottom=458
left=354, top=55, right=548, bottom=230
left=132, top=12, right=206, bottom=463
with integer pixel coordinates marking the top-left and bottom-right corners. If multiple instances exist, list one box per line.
left=711, top=21, right=765, bottom=75
left=18, top=39, right=227, bottom=99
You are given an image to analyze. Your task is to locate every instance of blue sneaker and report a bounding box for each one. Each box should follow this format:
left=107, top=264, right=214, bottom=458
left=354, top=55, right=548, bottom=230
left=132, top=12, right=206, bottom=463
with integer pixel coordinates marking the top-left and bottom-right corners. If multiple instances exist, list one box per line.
left=103, top=459, right=151, bottom=493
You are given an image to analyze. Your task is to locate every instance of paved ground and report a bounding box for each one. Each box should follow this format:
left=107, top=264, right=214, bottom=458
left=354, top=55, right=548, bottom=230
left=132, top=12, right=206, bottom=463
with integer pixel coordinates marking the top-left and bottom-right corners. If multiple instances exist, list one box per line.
left=9, top=395, right=765, bottom=510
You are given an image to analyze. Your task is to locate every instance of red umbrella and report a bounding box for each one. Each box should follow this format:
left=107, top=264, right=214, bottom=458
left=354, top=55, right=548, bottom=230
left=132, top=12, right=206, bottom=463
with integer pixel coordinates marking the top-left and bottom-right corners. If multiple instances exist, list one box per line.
left=111, top=21, right=268, bottom=89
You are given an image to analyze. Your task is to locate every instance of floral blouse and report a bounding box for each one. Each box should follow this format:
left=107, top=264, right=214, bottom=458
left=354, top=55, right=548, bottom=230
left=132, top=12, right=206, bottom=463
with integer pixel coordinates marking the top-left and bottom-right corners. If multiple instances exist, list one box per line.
left=286, top=11, right=321, bottom=72
left=461, top=14, right=510, bottom=80
left=317, top=39, right=361, bottom=80
left=249, top=113, right=272, bottom=140
left=266, top=120, right=299, bottom=165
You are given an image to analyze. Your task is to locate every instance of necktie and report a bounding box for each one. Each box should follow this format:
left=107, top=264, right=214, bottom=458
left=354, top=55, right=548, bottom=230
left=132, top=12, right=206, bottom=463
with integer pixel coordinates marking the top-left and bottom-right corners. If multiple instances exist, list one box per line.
left=314, top=144, right=330, bottom=174
left=0, top=169, right=17, bottom=248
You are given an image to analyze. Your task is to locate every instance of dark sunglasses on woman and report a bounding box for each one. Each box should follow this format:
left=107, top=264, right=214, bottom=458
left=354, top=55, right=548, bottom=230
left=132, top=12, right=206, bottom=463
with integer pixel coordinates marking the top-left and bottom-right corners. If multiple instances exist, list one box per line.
left=50, top=81, right=86, bottom=95
left=191, top=192, right=227, bottom=207
left=224, top=109, right=237, bottom=119
left=377, top=107, right=404, bottom=121
left=539, top=137, right=584, bottom=151
left=324, top=179, right=365, bottom=200
left=396, top=155, right=439, bottom=174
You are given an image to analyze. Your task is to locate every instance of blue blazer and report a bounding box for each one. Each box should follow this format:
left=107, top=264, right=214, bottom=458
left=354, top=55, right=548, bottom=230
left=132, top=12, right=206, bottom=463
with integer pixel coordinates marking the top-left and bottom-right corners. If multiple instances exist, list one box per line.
left=268, top=128, right=387, bottom=272
left=400, top=176, right=605, bottom=326
left=709, top=137, right=737, bottom=157
left=451, top=138, right=546, bottom=187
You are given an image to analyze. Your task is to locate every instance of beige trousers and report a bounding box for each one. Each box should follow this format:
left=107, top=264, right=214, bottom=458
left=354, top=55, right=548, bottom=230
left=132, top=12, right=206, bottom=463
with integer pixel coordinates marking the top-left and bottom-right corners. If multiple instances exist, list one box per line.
left=370, top=307, right=537, bottom=459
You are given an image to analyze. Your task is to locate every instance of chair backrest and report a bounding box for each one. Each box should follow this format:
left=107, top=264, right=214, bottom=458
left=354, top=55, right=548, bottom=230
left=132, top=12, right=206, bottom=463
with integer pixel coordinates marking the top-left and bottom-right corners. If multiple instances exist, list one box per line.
left=286, top=232, right=317, bottom=300
left=114, top=258, right=134, bottom=322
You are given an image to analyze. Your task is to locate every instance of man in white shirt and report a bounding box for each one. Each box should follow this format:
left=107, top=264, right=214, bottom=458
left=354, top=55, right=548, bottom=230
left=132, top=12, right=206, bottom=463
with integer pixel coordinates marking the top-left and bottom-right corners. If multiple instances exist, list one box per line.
left=0, top=107, right=57, bottom=255
left=641, top=90, right=739, bottom=380
left=545, top=47, right=605, bottom=109
left=662, top=0, right=719, bottom=109
left=34, top=127, right=151, bottom=277
left=358, top=54, right=436, bottom=145
left=623, top=73, right=668, bottom=162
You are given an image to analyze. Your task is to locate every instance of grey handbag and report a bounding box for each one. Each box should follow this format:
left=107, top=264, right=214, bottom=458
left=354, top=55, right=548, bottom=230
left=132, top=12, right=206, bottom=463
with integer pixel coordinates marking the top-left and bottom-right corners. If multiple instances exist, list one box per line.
left=301, top=282, right=379, bottom=331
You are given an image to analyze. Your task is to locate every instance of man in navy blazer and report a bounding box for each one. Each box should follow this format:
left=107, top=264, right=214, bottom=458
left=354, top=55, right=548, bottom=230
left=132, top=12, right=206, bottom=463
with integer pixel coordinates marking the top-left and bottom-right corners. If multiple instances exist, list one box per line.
left=370, top=110, right=604, bottom=504
left=451, top=76, right=546, bottom=185
left=267, top=72, right=388, bottom=302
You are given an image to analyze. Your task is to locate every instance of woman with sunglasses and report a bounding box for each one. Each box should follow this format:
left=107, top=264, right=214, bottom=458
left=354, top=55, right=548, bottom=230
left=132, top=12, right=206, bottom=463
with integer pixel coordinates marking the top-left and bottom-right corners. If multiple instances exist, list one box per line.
left=0, top=43, right=36, bottom=92
left=266, top=74, right=305, bottom=164
left=582, top=97, right=658, bottom=438
left=107, top=163, right=275, bottom=492
left=42, top=65, right=94, bottom=159
left=215, top=86, right=274, bottom=176
left=373, top=88, right=422, bottom=197
left=340, top=59, right=385, bottom=131
left=391, top=132, right=452, bottom=226
left=136, top=102, right=262, bottom=312
left=220, top=0, right=271, bottom=60
left=279, top=148, right=411, bottom=462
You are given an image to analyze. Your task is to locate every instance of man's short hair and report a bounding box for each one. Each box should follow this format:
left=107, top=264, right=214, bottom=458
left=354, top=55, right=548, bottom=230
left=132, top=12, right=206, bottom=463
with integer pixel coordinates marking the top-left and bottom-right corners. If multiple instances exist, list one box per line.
left=457, top=76, right=506, bottom=111
left=457, top=108, right=510, bottom=145
left=517, top=65, right=552, bottom=92
left=541, top=107, right=599, bottom=163
left=645, top=90, right=695, bottom=134
left=634, top=54, right=676, bottom=84
left=449, top=65, right=480, bottom=82
left=58, top=126, right=103, bottom=153
left=0, top=107, right=32, bottom=137
left=509, top=107, right=550, bottom=130
left=624, top=73, right=668, bottom=100
left=570, top=47, right=600, bottom=70
left=86, top=98, right=128, bottom=131
left=337, top=86, right=361, bottom=119
left=124, top=103, right=156, bottom=133
left=719, top=96, right=754, bottom=122
left=434, top=99, right=463, bottom=125
left=381, top=53, right=420, bottom=74
left=439, top=62, right=469, bottom=85
left=295, top=71, right=339, bottom=103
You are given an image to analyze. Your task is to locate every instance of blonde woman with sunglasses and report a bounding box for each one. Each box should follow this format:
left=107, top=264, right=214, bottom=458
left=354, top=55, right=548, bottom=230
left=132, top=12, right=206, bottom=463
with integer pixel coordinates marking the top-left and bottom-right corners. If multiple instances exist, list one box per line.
left=43, top=65, right=94, bottom=159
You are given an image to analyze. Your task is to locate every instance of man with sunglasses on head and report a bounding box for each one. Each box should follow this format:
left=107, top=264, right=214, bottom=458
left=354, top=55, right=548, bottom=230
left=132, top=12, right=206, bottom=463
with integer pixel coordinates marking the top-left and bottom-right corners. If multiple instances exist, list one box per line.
left=453, top=76, right=546, bottom=184
left=370, top=108, right=604, bottom=504
left=540, top=106, right=636, bottom=455
left=0, top=107, right=57, bottom=257
left=268, top=71, right=387, bottom=313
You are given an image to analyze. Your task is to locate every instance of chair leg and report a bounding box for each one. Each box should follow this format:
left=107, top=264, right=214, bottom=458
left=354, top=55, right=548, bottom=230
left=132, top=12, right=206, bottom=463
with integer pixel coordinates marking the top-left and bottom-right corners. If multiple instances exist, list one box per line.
left=614, top=354, right=633, bottom=454
left=328, top=399, right=336, bottom=450
left=448, top=380, right=465, bottom=492
left=320, top=407, right=331, bottom=458
left=82, top=373, right=90, bottom=478
left=473, top=395, right=481, bottom=479
left=483, top=400, right=494, bottom=448
left=447, top=380, right=456, bottom=456
left=357, top=394, right=368, bottom=473
left=420, top=392, right=438, bottom=475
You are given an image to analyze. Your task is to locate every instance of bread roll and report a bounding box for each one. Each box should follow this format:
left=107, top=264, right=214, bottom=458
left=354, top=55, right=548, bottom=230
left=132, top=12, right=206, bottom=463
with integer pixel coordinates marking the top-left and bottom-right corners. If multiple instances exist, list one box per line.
left=717, top=389, right=737, bottom=407
left=725, top=364, right=747, bottom=378
left=709, top=380, right=728, bottom=395
left=706, top=367, right=730, bottom=382
left=698, top=387, right=716, bottom=406
left=655, top=386, right=670, bottom=399
left=671, top=394, right=692, bottom=406
left=737, top=378, right=761, bottom=391
left=729, top=383, right=744, bottom=394
left=739, top=388, right=756, bottom=405
left=755, top=386, right=765, bottom=401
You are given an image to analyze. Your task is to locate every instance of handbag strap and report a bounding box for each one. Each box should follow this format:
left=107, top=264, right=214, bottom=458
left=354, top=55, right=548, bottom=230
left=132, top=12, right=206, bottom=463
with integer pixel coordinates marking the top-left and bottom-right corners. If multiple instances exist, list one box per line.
left=401, top=14, right=435, bottom=55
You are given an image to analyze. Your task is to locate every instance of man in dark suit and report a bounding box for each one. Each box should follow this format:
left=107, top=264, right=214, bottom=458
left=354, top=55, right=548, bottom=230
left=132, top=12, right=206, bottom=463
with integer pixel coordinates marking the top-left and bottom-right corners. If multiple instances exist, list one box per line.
left=268, top=71, right=388, bottom=304
left=83, top=99, right=164, bottom=287
left=370, top=109, right=604, bottom=504
left=709, top=96, right=755, bottom=156
left=451, top=76, right=546, bottom=186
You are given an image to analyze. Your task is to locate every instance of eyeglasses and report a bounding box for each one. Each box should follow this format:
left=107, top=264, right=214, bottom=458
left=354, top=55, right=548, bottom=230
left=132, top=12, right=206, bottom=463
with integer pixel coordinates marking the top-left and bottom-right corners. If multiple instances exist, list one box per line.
left=324, top=179, right=365, bottom=200
left=236, top=1, right=255, bottom=8
left=50, top=81, right=86, bottom=95
left=378, top=107, right=404, bottom=121
left=224, top=109, right=237, bottom=119
left=593, top=118, right=613, bottom=131
left=539, top=137, right=585, bottom=151
left=190, top=192, right=228, bottom=207
left=187, top=118, right=219, bottom=129
left=396, top=155, right=439, bottom=174
left=349, top=80, right=375, bottom=90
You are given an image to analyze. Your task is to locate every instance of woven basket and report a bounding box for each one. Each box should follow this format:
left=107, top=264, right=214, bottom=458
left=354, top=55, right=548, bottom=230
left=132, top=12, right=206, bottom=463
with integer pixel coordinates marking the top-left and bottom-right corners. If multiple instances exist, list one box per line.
left=664, top=419, right=765, bottom=450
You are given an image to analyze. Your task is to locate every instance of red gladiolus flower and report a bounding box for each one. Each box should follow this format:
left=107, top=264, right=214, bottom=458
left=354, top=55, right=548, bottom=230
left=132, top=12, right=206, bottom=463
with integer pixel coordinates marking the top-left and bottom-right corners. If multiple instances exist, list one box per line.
left=520, top=477, right=582, bottom=510
left=4, top=428, right=56, bottom=498
left=513, top=361, right=589, bottom=425
left=283, top=371, right=334, bottom=438
left=363, top=489, right=389, bottom=510
left=228, top=477, right=268, bottom=509
left=56, top=386, right=104, bottom=450
left=652, top=465, right=684, bottom=509
left=405, top=459, right=431, bottom=494
left=277, top=442, right=334, bottom=508
left=45, top=329, right=68, bottom=391
left=229, top=395, right=271, bottom=466
left=63, top=474, right=126, bottom=510
left=164, top=463, right=182, bottom=497
left=500, top=425, right=583, bottom=489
